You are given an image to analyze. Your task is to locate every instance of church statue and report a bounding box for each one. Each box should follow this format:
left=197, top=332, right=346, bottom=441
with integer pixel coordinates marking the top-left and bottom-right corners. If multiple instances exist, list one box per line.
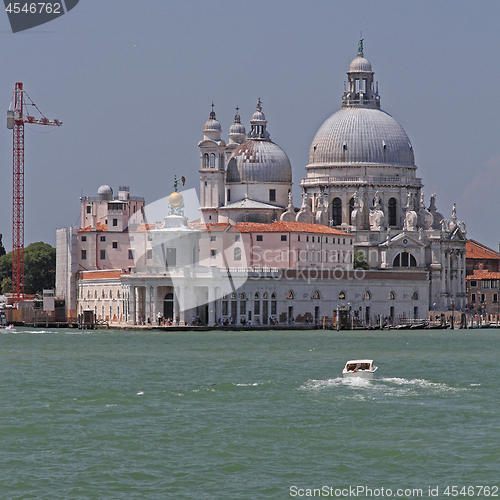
left=403, top=192, right=417, bottom=231
left=369, top=190, right=385, bottom=231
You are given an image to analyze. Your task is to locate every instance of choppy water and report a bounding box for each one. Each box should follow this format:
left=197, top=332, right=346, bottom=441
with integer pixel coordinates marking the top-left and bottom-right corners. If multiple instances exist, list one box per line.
left=1, top=328, right=499, bottom=499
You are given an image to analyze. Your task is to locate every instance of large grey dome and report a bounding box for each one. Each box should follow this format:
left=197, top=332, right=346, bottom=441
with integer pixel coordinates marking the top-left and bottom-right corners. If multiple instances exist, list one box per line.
left=226, top=140, right=292, bottom=183
left=308, top=107, right=415, bottom=166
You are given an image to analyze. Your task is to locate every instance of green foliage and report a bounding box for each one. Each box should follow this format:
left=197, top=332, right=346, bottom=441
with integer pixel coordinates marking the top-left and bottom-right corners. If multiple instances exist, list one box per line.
left=1, top=277, right=12, bottom=294
left=0, top=242, right=55, bottom=295
left=353, top=251, right=370, bottom=270
left=0, top=234, right=5, bottom=257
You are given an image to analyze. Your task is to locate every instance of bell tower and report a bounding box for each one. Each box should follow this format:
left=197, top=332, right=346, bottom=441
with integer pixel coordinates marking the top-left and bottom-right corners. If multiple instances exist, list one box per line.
left=198, top=105, right=226, bottom=223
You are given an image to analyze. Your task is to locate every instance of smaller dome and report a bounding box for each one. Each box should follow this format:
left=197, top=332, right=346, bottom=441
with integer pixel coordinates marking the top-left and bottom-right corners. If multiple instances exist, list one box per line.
left=229, top=110, right=246, bottom=135
left=169, top=191, right=183, bottom=207
left=203, top=107, right=222, bottom=132
left=349, top=55, right=372, bottom=73
left=252, top=110, right=266, bottom=122
left=97, top=184, right=113, bottom=200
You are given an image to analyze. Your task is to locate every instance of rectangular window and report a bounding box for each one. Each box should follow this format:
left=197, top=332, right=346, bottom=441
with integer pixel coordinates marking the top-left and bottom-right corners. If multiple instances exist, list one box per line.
left=86, top=206, right=91, bottom=214
left=81, top=236, right=86, bottom=242
left=100, top=250, right=106, bottom=260
left=227, top=189, right=231, bottom=202
left=297, top=235, right=300, bottom=242
left=129, top=236, right=134, bottom=241
left=325, top=237, right=328, bottom=243
left=481, top=293, right=486, bottom=302
left=254, top=300, right=260, bottom=315
left=112, top=219, right=118, bottom=227
left=222, top=300, right=228, bottom=316
left=493, top=294, right=498, bottom=303
left=269, top=189, right=276, bottom=202
left=128, top=249, right=134, bottom=260
left=306, top=236, right=309, bottom=242
left=281, top=235, right=287, bottom=242
left=240, top=300, right=246, bottom=315
left=470, top=280, right=477, bottom=288
left=100, top=236, right=106, bottom=242
left=256, top=235, right=263, bottom=242
left=166, top=248, right=176, bottom=267
left=211, top=236, right=216, bottom=242
left=211, top=249, right=216, bottom=258
left=471, top=293, right=476, bottom=302
left=343, top=238, right=345, bottom=245
left=312, top=236, right=315, bottom=243
left=271, top=299, right=277, bottom=315
left=112, top=241, right=118, bottom=249
left=491, top=280, right=499, bottom=289
left=482, top=281, right=491, bottom=289
left=147, top=249, right=153, bottom=260
left=81, top=249, right=87, bottom=260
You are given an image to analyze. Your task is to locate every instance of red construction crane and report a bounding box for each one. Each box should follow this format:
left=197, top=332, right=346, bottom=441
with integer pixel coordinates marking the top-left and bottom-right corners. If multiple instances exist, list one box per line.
left=7, top=82, right=62, bottom=302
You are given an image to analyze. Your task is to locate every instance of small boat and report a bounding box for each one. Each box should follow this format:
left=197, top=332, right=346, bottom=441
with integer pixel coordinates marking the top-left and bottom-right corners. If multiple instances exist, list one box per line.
left=342, top=359, right=378, bottom=379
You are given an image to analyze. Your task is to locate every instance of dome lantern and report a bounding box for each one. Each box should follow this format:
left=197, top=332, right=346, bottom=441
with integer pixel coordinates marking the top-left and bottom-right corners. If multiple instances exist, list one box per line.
left=342, top=40, right=380, bottom=109
left=247, top=98, right=270, bottom=140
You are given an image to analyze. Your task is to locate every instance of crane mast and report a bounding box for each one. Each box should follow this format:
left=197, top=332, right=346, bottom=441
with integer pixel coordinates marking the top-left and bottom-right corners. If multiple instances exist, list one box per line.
left=7, top=82, right=62, bottom=302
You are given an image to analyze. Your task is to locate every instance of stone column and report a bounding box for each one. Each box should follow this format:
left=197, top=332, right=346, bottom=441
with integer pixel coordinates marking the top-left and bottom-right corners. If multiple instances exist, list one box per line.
left=174, top=286, right=180, bottom=325
left=208, top=286, right=215, bottom=326
left=128, top=286, right=135, bottom=325
left=145, top=284, right=151, bottom=323
left=134, top=286, right=139, bottom=325
left=152, top=286, right=158, bottom=323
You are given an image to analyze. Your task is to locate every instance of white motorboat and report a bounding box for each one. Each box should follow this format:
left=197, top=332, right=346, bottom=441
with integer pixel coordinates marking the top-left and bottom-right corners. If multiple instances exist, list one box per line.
left=342, top=359, right=378, bottom=379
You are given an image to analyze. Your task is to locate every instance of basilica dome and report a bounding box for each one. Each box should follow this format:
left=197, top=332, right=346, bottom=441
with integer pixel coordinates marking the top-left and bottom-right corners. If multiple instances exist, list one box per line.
left=308, top=107, right=415, bottom=167
left=226, top=99, right=292, bottom=184
left=226, top=139, right=292, bottom=183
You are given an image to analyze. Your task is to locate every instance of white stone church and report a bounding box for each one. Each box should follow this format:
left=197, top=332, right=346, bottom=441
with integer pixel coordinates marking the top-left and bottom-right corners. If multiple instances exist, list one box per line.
left=196, top=40, right=467, bottom=312
left=56, top=41, right=466, bottom=326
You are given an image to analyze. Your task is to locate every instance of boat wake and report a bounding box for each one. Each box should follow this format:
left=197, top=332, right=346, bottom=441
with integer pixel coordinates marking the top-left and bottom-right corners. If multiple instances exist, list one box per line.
left=300, top=376, right=469, bottom=397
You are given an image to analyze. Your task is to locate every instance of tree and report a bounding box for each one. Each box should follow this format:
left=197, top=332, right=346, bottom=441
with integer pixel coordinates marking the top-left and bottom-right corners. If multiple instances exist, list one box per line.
left=1, top=277, right=12, bottom=294
left=0, top=234, right=5, bottom=257
left=0, top=242, right=55, bottom=295
left=353, top=251, right=370, bottom=270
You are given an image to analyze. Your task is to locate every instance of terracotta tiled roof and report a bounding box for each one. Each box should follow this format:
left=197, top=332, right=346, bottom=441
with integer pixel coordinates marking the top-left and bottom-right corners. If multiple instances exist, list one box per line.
left=190, top=221, right=351, bottom=235
left=233, top=221, right=351, bottom=235
left=466, top=240, right=499, bottom=260
left=80, top=270, right=123, bottom=280
left=135, top=223, right=156, bottom=232
left=78, top=222, right=108, bottom=233
left=466, top=270, right=500, bottom=280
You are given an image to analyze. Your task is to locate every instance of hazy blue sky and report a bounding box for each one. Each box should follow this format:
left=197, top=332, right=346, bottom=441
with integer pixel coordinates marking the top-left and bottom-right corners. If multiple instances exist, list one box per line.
left=0, top=0, right=498, bottom=250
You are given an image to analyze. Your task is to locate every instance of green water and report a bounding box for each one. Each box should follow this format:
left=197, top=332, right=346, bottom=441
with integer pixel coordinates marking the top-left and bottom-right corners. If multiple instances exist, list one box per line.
left=0, top=328, right=499, bottom=499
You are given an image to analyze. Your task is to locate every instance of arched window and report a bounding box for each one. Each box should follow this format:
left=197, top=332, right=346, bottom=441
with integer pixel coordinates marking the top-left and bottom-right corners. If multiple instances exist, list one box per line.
left=389, top=291, right=396, bottom=300
left=234, top=247, right=241, bottom=261
left=349, top=197, right=355, bottom=225
left=412, top=291, right=419, bottom=300
left=203, top=153, right=209, bottom=169
left=364, top=291, right=371, bottom=300
left=271, top=293, right=277, bottom=315
left=263, top=292, right=268, bottom=300
left=254, top=292, right=259, bottom=299
left=210, top=153, right=216, bottom=168
left=312, top=290, right=321, bottom=299
left=393, top=252, right=417, bottom=267
left=109, top=290, right=113, bottom=299
left=286, top=290, right=294, bottom=300
left=388, top=197, right=397, bottom=226
left=332, top=198, right=342, bottom=226
left=239, top=292, right=246, bottom=300
left=339, top=291, right=346, bottom=300
left=231, top=292, right=236, bottom=300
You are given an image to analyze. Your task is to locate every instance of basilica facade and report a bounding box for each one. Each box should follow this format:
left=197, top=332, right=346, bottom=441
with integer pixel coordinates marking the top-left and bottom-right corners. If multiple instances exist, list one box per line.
left=197, top=41, right=467, bottom=312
